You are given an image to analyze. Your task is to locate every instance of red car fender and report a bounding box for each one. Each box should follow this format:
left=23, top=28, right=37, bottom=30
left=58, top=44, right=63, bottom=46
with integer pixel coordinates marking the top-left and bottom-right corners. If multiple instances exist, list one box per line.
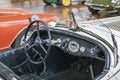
left=0, top=14, right=56, bottom=52
left=0, top=20, right=28, bottom=52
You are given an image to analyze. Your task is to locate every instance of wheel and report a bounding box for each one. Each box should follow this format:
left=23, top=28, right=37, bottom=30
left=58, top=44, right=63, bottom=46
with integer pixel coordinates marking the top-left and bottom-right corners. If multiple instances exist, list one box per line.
left=56, top=0, right=71, bottom=6
left=88, top=6, right=99, bottom=14
left=0, top=62, right=20, bottom=80
left=43, top=0, right=51, bottom=5
left=24, top=20, right=52, bottom=64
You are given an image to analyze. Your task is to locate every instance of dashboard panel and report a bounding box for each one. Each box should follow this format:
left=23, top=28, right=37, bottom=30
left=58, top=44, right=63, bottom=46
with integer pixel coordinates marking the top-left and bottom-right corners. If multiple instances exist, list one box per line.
left=50, top=31, right=101, bottom=58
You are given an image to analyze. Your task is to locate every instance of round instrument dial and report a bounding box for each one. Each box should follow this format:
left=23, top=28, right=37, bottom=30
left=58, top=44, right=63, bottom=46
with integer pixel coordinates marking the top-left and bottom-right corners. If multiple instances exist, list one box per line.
left=68, top=41, right=79, bottom=53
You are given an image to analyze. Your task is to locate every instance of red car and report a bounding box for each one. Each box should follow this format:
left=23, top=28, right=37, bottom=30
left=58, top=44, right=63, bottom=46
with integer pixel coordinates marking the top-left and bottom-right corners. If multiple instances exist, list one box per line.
left=0, top=7, right=56, bottom=52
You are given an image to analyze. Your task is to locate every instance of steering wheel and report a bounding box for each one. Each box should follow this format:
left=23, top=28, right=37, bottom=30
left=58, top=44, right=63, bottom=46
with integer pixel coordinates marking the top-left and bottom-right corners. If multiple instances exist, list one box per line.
left=24, top=20, right=51, bottom=64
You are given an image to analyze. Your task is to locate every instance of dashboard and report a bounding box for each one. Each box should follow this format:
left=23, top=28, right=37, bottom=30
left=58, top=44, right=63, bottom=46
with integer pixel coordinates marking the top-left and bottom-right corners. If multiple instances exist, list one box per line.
left=50, top=31, right=102, bottom=59
left=30, top=29, right=105, bottom=61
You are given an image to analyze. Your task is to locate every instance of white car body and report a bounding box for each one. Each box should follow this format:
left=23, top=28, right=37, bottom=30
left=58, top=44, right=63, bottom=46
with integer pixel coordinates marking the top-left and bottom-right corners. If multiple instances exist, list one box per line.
left=78, top=16, right=120, bottom=80
left=49, top=16, right=120, bottom=80
left=77, top=16, right=120, bottom=80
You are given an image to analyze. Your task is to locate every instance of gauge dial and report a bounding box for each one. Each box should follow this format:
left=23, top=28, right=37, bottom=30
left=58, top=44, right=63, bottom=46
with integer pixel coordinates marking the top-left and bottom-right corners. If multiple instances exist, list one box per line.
left=68, top=41, right=79, bottom=53
left=87, top=44, right=97, bottom=55
left=80, top=46, right=86, bottom=52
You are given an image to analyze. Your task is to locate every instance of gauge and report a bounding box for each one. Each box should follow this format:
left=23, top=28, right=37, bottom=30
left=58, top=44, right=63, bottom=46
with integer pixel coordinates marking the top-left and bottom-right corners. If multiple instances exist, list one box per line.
left=68, top=41, right=79, bottom=53
left=80, top=46, right=86, bottom=52
left=87, top=44, right=98, bottom=55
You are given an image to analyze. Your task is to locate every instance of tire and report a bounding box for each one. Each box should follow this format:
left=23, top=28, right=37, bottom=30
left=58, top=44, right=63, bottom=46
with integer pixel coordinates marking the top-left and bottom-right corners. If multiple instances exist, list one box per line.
left=0, top=62, right=20, bottom=80
left=88, top=6, right=99, bottom=14
left=56, top=0, right=71, bottom=6
left=56, top=0, right=61, bottom=6
left=12, top=29, right=26, bottom=48
left=43, top=0, right=51, bottom=5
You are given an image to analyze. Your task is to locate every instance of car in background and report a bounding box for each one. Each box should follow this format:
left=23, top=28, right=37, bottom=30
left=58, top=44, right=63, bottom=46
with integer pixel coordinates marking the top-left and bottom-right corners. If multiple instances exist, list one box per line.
left=43, top=0, right=85, bottom=6
left=85, top=0, right=120, bottom=15
left=0, top=7, right=56, bottom=52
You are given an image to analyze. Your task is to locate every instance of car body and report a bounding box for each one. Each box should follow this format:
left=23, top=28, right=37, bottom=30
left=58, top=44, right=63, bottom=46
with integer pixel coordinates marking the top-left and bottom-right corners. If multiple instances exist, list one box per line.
left=85, top=0, right=120, bottom=15
left=0, top=7, right=56, bottom=52
left=0, top=13, right=120, bottom=80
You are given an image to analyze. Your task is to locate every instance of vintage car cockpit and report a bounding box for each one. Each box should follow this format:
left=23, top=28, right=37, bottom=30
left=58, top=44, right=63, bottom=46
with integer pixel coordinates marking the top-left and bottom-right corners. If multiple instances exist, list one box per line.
left=0, top=9, right=117, bottom=80
left=0, top=18, right=111, bottom=80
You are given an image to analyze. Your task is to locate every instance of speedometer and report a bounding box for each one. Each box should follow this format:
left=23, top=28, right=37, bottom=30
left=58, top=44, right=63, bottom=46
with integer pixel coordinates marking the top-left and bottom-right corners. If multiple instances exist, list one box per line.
left=68, top=41, right=79, bottom=53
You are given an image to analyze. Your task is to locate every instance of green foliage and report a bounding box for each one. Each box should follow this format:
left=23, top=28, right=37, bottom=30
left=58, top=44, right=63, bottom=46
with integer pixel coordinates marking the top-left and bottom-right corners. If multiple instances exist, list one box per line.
left=91, top=0, right=113, bottom=6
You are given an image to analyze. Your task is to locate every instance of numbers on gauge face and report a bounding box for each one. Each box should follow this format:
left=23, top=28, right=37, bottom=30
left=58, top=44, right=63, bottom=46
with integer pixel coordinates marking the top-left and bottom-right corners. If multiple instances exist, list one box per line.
left=68, top=41, right=79, bottom=53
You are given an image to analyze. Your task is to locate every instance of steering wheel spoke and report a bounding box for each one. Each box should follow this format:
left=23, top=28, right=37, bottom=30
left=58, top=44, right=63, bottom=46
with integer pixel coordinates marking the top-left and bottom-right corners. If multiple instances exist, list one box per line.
left=40, top=44, right=47, bottom=54
left=26, top=42, right=36, bottom=50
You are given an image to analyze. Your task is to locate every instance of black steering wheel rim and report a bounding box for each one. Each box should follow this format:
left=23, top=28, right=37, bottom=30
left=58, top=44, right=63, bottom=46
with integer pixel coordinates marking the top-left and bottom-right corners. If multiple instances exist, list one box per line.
left=24, top=20, right=51, bottom=64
